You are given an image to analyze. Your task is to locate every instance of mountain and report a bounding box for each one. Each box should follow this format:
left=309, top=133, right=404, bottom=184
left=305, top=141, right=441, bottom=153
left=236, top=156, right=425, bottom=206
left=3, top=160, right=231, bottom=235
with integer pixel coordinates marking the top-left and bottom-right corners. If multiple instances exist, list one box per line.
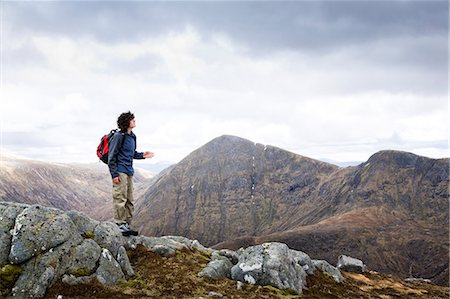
left=133, top=135, right=449, bottom=285
left=0, top=152, right=154, bottom=221
left=134, top=135, right=339, bottom=243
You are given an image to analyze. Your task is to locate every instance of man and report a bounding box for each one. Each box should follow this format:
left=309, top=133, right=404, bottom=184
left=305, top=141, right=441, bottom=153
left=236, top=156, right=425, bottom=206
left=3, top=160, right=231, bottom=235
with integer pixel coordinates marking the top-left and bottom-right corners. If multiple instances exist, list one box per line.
left=108, top=111, right=154, bottom=236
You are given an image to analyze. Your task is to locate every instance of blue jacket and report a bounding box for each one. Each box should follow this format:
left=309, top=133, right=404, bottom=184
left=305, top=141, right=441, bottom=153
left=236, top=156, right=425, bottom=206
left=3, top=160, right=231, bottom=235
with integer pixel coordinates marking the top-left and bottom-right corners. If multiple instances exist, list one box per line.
left=108, top=131, right=144, bottom=178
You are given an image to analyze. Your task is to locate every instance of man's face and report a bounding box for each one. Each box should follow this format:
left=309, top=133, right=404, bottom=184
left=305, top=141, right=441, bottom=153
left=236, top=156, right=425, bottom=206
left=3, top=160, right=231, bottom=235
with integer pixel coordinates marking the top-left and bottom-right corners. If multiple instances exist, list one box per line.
left=129, top=118, right=136, bottom=129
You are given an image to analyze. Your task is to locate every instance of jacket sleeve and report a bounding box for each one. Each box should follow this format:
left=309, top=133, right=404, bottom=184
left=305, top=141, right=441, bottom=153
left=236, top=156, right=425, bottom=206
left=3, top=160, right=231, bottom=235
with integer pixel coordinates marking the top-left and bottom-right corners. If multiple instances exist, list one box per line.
left=132, top=135, right=145, bottom=160
left=108, top=132, right=123, bottom=178
left=134, top=151, right=145, bottom=159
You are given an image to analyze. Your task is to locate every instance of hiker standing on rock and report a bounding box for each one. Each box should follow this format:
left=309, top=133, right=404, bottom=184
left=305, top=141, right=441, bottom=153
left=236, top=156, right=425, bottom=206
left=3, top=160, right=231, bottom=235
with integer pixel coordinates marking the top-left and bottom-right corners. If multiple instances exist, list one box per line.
left=108, top=111, right=154, bottom=236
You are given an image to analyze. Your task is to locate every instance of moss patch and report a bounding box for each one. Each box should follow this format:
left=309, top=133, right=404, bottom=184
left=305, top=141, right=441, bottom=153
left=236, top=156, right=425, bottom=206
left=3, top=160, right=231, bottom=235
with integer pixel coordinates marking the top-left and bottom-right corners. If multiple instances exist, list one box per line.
left=68, top=268, right=95, bottom=277
left=81, top=231, right=95, bottom=239
left=0, top=265, right=22, bottom=295
left=263, top=285, right=298, bottom=296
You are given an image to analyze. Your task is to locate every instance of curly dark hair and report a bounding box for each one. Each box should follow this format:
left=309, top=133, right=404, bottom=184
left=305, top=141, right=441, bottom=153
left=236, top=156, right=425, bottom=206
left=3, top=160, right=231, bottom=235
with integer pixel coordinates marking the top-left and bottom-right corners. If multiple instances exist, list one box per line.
left=117, top=111, right=135, bottom=132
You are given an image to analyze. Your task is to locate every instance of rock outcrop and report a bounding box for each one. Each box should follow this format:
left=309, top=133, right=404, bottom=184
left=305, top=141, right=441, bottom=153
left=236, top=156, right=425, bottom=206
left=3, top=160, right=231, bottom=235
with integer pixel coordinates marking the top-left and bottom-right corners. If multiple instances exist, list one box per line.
left=337, top=255, right=367, bottom=273
left=0, top=202, right=202, bottom=297
left=230, top=242, right=308, bottom=293
left=1, top=202, right=349, bottom=298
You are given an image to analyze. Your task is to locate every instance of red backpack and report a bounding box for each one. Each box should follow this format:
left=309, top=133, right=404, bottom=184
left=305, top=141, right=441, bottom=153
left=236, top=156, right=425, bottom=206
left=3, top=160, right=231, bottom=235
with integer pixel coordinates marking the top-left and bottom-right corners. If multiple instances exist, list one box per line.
left=96, top=129, right=122, bottom=164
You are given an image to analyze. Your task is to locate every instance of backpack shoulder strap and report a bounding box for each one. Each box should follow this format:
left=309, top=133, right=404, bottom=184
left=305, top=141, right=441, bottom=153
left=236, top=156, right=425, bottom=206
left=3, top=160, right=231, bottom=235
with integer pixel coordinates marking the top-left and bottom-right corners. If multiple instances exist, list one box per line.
left=113, top=130, right=126, bottom=149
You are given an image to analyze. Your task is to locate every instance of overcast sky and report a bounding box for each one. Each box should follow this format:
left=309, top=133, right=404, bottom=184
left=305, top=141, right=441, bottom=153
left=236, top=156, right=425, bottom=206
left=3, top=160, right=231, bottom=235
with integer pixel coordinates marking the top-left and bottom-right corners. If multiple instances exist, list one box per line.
left=0, top=1, right=448, bottom=167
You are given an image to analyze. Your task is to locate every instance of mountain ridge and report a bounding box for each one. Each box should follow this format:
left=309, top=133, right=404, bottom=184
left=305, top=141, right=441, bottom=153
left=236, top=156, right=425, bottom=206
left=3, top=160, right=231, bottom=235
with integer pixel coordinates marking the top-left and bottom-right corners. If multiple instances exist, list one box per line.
left=132, top=134, right=449, bottom=285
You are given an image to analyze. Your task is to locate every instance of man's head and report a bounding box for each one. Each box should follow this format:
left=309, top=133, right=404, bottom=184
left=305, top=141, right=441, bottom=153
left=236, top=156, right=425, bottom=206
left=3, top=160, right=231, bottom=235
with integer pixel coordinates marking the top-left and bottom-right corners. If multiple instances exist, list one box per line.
left=117, top=111, right=135, bottom=132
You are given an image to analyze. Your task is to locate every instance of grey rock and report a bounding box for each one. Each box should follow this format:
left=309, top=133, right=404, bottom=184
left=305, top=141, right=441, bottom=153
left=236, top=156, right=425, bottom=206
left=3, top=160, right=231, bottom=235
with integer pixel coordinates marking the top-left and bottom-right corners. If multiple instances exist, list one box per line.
left=94, top=222, right=123, bottom=257
left=214, top=249, right=239, bottom=265
left=405, top=277, right=432, bottom=283
left=291, top=250, right=315, bottom=275
left=123, top=235, right=143, bottom=250
left=96, top=248, right=125, bottom=286
left=0, top=203, right=6, bottom=215
left=67, top=239, right=102, bottom=275
left=152, top=244, right=176, bottom=257
left=199, top=256, right=233, bottom=279
left=11, top=236, right=83, bottom=298
left=66, top=210, right=99, bottom=235
left=0, top=204, right=26, bottom=231
left=313, top=260, right=344, bottom=283
left=62, top=273, right=97, bottom=285
left=163, top=235, right=196, bottom=246
left=161, top=236, right=196, bottom=250
left=124, top=236, right=198, bottom=257
left=231, top=244, right=264, bottom=285
left=337, top=255, right=367, bottom=273
left=9, top=206, right=77, bottom=264
left=32, top=266, right=55, bottom=298
left=0, top=205, right=26, bottom=267
left=117, top=246, right=135, bottom=278
left=208, top=291, right=224, bottom=297
left=128, top=236, right=186, bottom=256
left=162, top=236, right=213, bottom=253
left=231, top=242, right=307, bottom=293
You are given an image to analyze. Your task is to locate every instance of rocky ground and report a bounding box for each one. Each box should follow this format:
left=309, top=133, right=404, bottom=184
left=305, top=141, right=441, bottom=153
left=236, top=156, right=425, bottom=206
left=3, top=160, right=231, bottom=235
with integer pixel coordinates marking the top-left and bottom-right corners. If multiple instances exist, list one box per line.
left=1, top=202, right=448, bottom=299
left=45, top=244, right=449, bottom=298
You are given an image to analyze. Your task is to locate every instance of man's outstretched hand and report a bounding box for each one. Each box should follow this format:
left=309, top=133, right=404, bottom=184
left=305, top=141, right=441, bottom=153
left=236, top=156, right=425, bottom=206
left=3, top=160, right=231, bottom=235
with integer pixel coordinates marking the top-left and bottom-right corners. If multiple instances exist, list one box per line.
left=143, top=151, right=154, bottom=159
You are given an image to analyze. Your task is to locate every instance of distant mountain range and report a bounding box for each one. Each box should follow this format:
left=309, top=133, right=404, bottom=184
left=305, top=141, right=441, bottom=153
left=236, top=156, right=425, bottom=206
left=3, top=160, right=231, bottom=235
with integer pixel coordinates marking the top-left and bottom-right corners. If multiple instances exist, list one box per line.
left=0, top=152, right=154, bottom=221
left=319, top=158, right=363, bottom=167
left=1, top=136, right=448, bottom=285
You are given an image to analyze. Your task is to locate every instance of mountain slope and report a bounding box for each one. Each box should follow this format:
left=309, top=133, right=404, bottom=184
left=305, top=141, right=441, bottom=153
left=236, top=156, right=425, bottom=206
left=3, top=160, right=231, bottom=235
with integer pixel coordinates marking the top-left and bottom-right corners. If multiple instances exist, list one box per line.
left=134, top=135, right=338, bottom=244
left=0, top=153, right=153, bottom=221
left=133, top=135, right=449, bottom=285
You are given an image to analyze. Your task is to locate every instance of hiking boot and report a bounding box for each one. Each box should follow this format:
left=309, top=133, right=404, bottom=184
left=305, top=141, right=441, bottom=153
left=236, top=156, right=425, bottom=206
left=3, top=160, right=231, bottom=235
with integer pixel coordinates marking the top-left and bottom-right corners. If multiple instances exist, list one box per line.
left=125, top=223, right=138, bottom=236
left=117, top=223, right=138, bottom=236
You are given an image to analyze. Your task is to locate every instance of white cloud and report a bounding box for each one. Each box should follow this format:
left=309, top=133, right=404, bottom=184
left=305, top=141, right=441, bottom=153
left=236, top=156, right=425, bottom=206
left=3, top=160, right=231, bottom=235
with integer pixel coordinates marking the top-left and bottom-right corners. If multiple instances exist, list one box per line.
left=1, top=23, right=448, bottom=165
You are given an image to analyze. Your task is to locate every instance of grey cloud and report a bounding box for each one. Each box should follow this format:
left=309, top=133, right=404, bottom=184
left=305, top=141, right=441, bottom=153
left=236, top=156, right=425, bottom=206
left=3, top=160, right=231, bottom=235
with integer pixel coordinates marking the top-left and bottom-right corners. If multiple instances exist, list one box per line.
left=6, top=1, right=447, bottom=51
left=5, top=1, right=447, bottom=95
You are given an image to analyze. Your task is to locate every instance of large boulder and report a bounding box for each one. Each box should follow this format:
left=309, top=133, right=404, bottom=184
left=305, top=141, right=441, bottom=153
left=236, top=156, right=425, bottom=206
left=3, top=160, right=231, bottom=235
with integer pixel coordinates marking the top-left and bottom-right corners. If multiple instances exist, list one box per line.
left=9, top=205, right=77, bottom=264
left=10, top=236, right=83, bottom=298
left=0, top=203, right=136, bottom=298
left=337, top=255, right=367, bottom=273
left=231, top=242, right=307, bottom=293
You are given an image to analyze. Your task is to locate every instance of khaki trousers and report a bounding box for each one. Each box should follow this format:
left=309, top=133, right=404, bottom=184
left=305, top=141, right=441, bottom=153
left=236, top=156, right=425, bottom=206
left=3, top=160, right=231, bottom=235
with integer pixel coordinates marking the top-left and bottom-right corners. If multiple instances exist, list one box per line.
left=112, top=172, right=134, bottom=225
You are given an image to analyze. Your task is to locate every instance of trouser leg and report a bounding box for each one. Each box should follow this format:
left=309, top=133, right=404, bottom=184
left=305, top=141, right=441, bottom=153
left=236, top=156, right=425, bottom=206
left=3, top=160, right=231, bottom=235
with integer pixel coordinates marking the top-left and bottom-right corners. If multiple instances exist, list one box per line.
left=113, top=172, right=131, bottom=225
left=125, top=174, right=134, bottom=225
